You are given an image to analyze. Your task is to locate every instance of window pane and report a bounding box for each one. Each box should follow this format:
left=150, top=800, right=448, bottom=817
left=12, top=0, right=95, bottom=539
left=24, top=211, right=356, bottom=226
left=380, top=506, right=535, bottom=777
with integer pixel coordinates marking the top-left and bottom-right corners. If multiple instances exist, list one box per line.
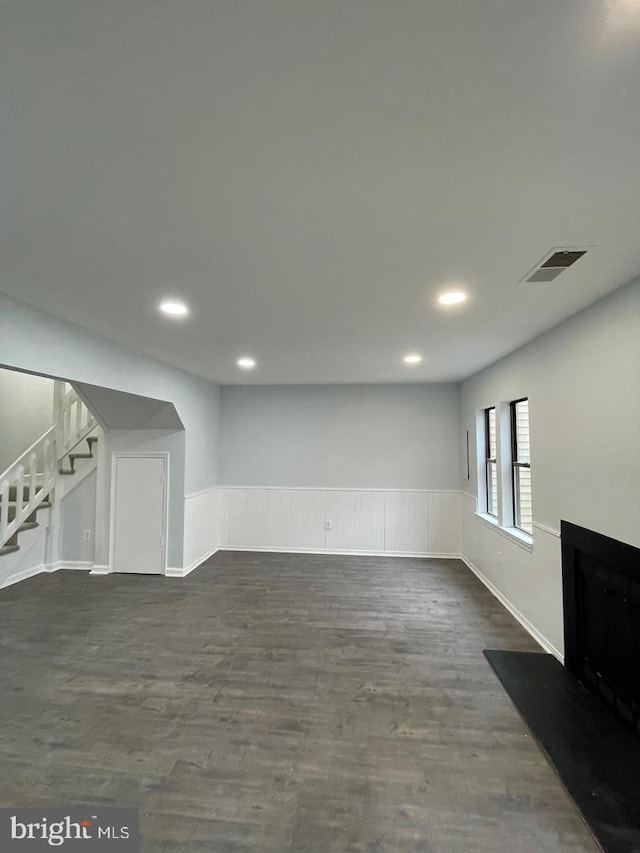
left=487, top=460, right=498, bottom=516
left=514, top=399, right=530, bottom=463
left=487, top=407, right=496, bottom=459
left=515, top=466, right=533, bottom=533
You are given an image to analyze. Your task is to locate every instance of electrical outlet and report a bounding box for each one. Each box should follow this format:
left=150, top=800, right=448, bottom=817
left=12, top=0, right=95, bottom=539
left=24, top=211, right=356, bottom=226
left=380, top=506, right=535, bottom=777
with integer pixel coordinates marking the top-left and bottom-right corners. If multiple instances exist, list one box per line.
left=324, top=520, right=333, bottom=530
left=84, top=529, right=92, bottom=541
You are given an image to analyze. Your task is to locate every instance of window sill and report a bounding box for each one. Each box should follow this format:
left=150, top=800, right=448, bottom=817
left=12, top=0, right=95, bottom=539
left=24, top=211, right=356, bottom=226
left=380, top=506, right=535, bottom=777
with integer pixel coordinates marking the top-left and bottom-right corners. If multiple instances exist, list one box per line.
left=474, top=513, right=534, bottom=552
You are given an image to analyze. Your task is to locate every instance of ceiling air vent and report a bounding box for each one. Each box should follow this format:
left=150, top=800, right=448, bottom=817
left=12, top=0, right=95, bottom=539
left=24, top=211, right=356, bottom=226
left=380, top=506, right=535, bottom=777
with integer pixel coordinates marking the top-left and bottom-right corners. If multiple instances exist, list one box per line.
left=520, top=248, right=589, bottom=284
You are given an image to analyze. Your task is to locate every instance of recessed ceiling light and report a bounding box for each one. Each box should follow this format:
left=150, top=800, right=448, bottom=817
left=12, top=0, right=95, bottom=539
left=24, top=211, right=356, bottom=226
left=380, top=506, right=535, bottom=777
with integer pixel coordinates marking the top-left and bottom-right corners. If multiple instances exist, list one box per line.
left=237, top=357, right=257, bottom=369
left=438, top=291, right=467, bottom=306
left=159, top=300, right=189, bottom=317
left=403, top=354, right=422, bottom=365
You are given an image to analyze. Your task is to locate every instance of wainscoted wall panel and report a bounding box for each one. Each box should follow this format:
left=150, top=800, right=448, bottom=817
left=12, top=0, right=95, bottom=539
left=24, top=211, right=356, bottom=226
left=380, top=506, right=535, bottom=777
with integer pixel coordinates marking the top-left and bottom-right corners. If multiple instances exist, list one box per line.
left=279, top=490, right=327, bottom=550
left=325, top=490, right=386, bottom=552
left=183, top=488, right=222, bottom=572
left=219, top=488, right=461, bottom=556
left=427, top=491, right=462, bottom=555
left=224, top=489, right=326, bottom=551
left=384, top=491, right=430, bottom=554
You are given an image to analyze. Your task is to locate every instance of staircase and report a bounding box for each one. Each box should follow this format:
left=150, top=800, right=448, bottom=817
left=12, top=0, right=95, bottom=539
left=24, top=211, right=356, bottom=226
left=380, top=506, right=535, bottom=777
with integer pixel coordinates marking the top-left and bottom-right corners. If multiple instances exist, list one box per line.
left=0, top=384, right=98, bottom=557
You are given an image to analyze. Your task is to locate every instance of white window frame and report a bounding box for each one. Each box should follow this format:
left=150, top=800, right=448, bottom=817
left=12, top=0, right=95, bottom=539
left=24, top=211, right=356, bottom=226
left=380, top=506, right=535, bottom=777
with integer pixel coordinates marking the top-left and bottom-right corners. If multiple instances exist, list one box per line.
left=475, top=400, right=533, bottom=551
left=510, top=397, right=532, bottom=537
left=485, top=406, right=498, bottom=517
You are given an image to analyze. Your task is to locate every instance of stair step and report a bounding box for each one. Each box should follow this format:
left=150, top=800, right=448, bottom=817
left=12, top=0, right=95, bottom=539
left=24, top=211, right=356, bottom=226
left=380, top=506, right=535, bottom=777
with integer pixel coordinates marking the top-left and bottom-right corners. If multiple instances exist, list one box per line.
left=0, top=544, right=20, bottom=557
left=18, top=521, right=39, bottom=533
left=58, top=435, right=98, bottom=476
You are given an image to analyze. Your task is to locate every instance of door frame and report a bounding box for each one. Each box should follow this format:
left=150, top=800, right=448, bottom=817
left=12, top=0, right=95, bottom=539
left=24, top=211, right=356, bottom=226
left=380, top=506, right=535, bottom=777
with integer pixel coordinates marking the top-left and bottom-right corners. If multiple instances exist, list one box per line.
left=109, top=452, right=169, bottom=576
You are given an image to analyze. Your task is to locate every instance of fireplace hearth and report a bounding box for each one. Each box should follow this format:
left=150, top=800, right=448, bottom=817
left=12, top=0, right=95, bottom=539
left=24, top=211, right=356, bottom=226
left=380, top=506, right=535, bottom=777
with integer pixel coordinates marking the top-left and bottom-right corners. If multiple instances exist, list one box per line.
left=561, top=521, right=640, bottom=735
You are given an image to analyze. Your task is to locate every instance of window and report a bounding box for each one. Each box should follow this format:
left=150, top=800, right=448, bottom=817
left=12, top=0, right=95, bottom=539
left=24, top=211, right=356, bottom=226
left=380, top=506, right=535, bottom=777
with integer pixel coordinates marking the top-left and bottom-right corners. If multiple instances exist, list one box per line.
left=511, top=398, right=532, bottom=534
left=476, top=398, right=533, bottom=545
left=485, top=407, right=497, bottom=517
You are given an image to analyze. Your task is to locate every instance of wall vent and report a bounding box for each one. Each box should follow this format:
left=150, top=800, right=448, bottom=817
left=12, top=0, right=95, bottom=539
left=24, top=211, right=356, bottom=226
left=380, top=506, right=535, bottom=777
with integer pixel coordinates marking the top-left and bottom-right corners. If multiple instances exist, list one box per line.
left=520, top=247, right=589, bottom=284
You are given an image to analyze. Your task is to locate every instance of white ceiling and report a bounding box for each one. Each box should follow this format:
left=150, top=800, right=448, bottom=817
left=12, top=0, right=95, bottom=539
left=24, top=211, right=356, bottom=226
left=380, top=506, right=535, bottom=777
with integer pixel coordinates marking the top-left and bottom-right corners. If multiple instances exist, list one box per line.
left=2, top=1, right=640, bottom=384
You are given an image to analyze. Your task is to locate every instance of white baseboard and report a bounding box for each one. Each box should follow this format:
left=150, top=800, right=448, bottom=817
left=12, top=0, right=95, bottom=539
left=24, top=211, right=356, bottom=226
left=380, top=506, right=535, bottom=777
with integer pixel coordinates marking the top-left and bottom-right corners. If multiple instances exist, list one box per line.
left=219, top=545, right=462, bottom=559
left=0, top=565, right=49, bottom=590
left=164, top=567, right=184, bottom=578
left=184, top=544, right=220, bottom=574
left=89, top=564, right=112, bottom=575
left=49, top=560, right=94, bottom=572
left=221, top=485, right=461, bottom=493
left=0, top=561, right=93, bottom=590
left=167, top=545, right=221, bottom=578
left=458, top=553, right=564, bottom=663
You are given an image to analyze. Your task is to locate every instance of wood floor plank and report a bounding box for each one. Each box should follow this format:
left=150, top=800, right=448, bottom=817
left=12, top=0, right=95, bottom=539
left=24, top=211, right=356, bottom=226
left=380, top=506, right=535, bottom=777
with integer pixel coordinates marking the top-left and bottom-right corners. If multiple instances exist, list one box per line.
left=0, top=553, right=598, bottom=852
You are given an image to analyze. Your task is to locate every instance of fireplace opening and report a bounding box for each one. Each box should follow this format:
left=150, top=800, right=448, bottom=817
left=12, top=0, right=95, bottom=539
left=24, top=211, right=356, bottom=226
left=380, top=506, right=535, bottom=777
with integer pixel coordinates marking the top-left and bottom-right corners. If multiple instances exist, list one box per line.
left=561, top=521, right=640, bottom=735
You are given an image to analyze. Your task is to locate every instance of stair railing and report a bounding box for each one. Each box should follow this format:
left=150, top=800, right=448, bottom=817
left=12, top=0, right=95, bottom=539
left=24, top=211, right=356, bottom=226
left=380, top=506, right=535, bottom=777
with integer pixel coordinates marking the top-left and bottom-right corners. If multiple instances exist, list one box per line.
left=0, top=426, right=57, bottom=550
left=55, top=382, right=97, bottom=460
left=1, top=382, right=97, bottom=550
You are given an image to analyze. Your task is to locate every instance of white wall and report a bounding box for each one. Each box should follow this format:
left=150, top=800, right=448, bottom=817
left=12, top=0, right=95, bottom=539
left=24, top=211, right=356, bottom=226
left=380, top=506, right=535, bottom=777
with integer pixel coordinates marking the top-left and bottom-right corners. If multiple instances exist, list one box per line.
left=182, top=487, right=222, bottom=574
left=216, top=384, right=461, bottom=557
left=221, top=384, right=460, bottom=489
left=0, top=368, right=54, bottom=471
left=460, top=277, right=640, bottom=658
left=59, top=469, right=97, bottom=563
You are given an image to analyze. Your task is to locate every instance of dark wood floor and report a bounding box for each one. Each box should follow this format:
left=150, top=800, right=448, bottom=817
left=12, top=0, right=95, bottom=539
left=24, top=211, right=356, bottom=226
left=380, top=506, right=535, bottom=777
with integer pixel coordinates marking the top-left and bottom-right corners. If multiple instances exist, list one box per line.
left=0, top=553, right=597, bottom=852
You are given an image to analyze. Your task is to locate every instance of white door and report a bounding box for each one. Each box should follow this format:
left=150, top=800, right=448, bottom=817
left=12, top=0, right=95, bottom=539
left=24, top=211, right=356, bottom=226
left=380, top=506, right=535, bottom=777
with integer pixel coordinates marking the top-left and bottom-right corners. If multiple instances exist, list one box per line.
left=113, top=455, right=166, bottom=574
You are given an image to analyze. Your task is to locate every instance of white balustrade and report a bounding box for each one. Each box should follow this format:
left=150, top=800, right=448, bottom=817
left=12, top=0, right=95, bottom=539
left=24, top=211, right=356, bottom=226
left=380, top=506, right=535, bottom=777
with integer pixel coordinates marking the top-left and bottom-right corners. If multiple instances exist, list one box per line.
left=0, top=426, right=56, bottom=549
left=1, top=382, right=97, bottom=549
left=54, top=382, right=96, bottom=460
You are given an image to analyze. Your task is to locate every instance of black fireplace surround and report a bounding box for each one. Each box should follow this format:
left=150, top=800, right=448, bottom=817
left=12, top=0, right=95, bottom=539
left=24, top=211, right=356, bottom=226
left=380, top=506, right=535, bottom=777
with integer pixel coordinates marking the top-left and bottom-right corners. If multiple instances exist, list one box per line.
left=561, top=520, right=640, bottom=735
